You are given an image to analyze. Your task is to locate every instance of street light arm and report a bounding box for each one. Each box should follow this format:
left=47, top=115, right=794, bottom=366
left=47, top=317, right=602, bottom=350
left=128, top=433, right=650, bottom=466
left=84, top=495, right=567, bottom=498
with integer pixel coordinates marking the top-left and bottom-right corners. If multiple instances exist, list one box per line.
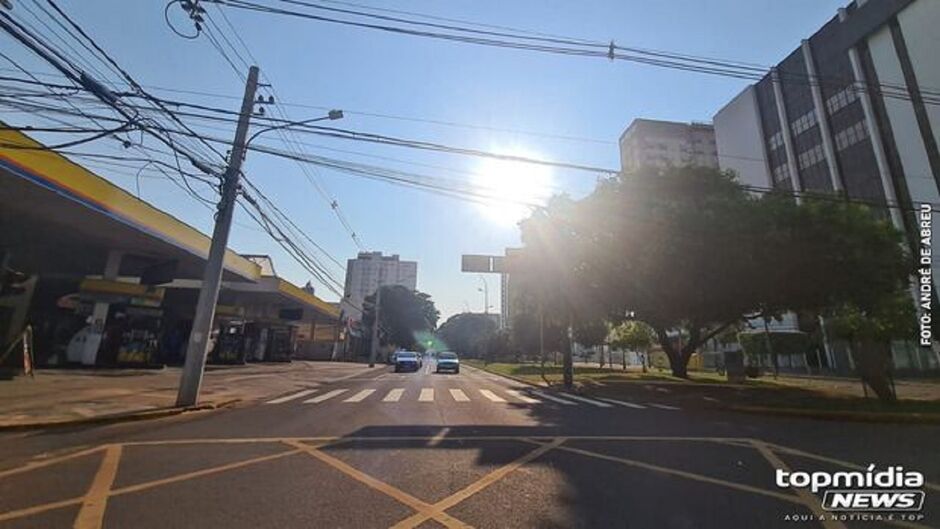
left=245, top=109, right=343, bottom=148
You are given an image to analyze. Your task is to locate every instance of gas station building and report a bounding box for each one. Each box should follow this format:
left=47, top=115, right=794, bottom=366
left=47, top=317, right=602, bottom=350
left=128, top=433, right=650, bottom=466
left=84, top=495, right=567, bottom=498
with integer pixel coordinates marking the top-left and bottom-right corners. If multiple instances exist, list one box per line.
left=0, top=128, right=341, bottom=369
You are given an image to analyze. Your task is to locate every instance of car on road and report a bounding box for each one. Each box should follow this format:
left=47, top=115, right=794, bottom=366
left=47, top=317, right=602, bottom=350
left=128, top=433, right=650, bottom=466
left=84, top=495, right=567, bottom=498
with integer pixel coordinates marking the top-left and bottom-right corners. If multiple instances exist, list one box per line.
left=394, top=351, right=421, bottom=372
left=435, top=351, right=460, bottom=374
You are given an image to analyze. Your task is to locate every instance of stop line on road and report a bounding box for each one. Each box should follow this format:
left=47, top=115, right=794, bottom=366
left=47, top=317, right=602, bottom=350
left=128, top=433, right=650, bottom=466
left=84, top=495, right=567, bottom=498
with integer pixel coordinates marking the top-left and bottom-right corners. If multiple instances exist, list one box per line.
left=265, top=387, right=681, bottom=411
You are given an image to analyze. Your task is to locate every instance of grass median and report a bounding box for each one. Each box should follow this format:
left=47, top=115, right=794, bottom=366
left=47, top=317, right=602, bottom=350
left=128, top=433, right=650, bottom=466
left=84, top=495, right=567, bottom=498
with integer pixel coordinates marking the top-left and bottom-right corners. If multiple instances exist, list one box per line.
left=464, top=360, right=940, bottom=421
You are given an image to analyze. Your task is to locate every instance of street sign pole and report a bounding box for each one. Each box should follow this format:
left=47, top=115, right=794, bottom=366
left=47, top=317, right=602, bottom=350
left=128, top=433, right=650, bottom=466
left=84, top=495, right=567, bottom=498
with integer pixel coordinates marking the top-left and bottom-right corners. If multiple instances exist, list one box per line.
left=176, top=66, right=259, bottom=407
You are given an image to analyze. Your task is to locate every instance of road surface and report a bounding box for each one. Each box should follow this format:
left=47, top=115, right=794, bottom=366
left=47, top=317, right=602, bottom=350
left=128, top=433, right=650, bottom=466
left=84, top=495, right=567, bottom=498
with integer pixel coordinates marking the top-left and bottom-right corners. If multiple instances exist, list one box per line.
left=0, top=360, right=937, bottom=528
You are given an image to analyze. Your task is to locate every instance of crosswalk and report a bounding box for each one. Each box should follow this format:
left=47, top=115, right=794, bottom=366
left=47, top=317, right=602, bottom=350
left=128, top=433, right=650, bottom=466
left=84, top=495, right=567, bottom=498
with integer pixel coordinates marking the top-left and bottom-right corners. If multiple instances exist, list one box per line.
left=266, top=386, right=681, bottom=411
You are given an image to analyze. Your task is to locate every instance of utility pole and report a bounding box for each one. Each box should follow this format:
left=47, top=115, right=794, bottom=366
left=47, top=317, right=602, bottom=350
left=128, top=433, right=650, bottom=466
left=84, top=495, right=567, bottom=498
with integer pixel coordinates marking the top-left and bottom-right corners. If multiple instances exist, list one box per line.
left=368, top=286, right=382, bottom=367
left=177, top=65, right=259, bottom=407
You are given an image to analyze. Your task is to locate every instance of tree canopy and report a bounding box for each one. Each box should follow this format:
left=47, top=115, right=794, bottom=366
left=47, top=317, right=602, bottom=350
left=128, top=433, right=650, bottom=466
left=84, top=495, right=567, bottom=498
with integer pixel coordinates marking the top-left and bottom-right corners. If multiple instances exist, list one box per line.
left=436, top=312, right=497, bottom=358
left=516, top=165, right=913, bottom=380
left=361, top=285, right=439, bottom=351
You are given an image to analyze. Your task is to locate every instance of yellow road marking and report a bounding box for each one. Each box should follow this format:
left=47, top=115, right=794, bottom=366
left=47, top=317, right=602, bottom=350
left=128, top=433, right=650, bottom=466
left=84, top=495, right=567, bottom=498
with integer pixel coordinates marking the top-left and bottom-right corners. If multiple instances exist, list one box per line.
left=283, top=440, right=470, bottom=529
left=0, top=445, right=104, bottom=479
left=74, top=444, right=122, bottom=529
left=751, top=441, right=846, bottom=529
left=110, top=449, right=300, bottom=497
left=764, top=441, right=940, bottom=493
left=524, top=440, right=803, bottom=505
left=390, top=438, right=565, bottom=529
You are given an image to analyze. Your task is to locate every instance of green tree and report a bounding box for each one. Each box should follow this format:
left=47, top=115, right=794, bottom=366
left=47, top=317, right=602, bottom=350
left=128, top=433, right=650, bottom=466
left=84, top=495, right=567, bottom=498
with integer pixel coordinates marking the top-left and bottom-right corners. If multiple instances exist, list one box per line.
left=573, top=320, right=609, bottom=367
left=518, top=165, right=912, bottom=383
left=362, top=285, right=439, bottom=351
left=436, top=312, right=497, bottom=359
left=610, top=320, right=656, bottom=371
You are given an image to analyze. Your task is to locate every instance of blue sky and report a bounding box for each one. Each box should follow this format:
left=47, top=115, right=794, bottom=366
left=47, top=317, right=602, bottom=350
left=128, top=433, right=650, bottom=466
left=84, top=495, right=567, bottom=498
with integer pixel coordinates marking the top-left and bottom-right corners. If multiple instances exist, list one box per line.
left=3, top=0, right=847, bottom=320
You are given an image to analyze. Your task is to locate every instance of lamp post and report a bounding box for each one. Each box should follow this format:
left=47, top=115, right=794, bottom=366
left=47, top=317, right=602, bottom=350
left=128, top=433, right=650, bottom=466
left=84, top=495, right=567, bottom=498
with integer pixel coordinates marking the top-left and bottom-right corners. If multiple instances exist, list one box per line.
left=478, top=274, right=489, bottom=314
left=246, top=109, right=343, bottom=148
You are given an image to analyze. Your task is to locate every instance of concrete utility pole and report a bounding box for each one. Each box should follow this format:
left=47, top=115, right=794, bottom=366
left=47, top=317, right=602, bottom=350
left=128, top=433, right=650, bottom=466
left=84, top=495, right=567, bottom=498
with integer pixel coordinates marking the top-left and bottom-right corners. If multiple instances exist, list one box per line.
left=368, top=286, right=382, bottom=367
left=177, top=65, right=259, bottom=407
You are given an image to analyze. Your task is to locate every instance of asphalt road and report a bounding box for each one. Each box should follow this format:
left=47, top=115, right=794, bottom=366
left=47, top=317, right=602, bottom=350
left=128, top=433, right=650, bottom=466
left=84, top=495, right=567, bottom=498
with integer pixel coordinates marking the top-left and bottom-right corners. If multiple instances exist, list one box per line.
left=1, top=360, right=938, bottom=529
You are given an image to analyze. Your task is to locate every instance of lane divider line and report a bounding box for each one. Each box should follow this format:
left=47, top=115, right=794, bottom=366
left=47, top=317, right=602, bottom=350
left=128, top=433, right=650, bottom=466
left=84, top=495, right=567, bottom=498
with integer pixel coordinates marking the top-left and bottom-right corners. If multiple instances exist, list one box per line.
left=284, top=440, right=470, bottom=529
left=390, top=438, right=565, bottom=529
left=647, top=403, right=680, bottom=411
left=73, top=444, right=122, bottom=529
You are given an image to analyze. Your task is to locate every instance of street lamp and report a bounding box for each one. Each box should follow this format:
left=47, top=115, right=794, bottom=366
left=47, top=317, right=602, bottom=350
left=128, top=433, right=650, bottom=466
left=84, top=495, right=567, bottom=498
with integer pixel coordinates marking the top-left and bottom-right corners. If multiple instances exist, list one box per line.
left=478, top=274, right=489, bottom=314
left=245, top=109, right=343, bottom=148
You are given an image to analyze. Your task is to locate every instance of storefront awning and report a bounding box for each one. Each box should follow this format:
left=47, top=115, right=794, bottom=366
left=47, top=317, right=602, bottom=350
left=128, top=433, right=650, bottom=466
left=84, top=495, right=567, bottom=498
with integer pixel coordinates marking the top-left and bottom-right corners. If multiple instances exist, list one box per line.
left=0, top=128, right=261, bottom=282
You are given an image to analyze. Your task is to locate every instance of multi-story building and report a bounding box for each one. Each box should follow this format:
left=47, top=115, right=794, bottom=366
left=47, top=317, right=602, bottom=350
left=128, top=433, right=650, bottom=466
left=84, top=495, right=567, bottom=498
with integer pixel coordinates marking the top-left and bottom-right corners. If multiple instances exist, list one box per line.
left=341, top=252, right=417, bottom=320
left=619, top=119, right=719, bottom=173
left=713, top=0, right=940, bottom=372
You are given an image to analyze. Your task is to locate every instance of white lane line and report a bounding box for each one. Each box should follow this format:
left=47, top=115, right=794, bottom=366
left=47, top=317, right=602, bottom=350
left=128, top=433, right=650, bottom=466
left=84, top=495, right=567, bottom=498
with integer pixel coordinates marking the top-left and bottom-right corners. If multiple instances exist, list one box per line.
left=505, top=389, right=539, bottom=404
left=449, top=389, right=470, bottom=402
left=303, top=389, right=347, bottom=404
left=343, top=389, right=375, bottom=402
left=647, top=403, right=681, bottom=410
left=419, top=388, right=435, bottom=402
left=479, top=389, right=506, bottom=402
left=266, top=389, right=316, bottom=404
left=561, top=393, right=613, bottom=408
left=383, top=388, right=405, bottom=402
left=529, top=390, right=577, bottom=405
left=596, top=397, right=647, bottom=409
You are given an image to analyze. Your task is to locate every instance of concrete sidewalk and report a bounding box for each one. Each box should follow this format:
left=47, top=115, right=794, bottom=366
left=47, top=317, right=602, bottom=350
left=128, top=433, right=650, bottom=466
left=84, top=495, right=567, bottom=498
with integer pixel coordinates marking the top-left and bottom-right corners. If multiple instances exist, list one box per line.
left=0, top=361, right=373, bottom=428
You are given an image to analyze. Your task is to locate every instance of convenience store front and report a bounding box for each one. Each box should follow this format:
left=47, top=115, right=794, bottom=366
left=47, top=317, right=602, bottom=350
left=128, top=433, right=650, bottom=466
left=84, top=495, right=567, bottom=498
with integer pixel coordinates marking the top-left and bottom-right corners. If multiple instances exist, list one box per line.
left=1, top=128, right=338, bottom=369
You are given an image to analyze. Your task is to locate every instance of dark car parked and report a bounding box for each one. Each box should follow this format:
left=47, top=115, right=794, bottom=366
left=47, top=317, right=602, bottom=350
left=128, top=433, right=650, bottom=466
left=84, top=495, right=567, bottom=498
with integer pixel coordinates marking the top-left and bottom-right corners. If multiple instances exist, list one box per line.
left=394, top=351, right=420, bottom=373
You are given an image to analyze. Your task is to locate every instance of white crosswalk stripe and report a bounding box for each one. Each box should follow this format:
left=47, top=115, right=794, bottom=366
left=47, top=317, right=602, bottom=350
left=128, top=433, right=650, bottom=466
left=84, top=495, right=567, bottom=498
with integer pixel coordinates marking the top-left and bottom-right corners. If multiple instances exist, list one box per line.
left=266, top=389, right=316, bottom=404
left=559, top=393, right=613, bottom=408
left=303, top=389, right=347, bottom=404
left=419, top=388, right=434, bottom=402
left=596, top=397, right=646, bottom=409
left=647, top=403, right=681, bottom=410
left=529, top=390, right=577, bottom=405
left=344, top=389, right=375, bottom=402
left=449, top=389, right=470, bottom=402
left=505, top=389, right=539, bottom=404
left=479, top=389, right=506, bottom=402
left=383, top=388, right=404, bottom=402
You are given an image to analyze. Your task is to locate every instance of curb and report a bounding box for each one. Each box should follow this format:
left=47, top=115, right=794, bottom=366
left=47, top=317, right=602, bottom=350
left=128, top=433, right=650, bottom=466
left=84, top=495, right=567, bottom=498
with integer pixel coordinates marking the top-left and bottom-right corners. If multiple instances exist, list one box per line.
left=725, top=404, right=940, bottom=424
left=0, top=399, right=241, bottom=432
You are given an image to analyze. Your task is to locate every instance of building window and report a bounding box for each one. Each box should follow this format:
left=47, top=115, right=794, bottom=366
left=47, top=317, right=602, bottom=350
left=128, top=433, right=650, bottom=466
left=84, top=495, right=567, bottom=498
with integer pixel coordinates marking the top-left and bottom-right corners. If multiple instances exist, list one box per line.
left=797, top=144, right=825, bottom=170
left=772, top=163, right=791, bottom=184
left=768, top=130, right=785, bottom=152
left=833, top=120, right=869, bottom=151
left=825, top=85, right=858, bottom=116
left=789, top=109, right=818, bottom=137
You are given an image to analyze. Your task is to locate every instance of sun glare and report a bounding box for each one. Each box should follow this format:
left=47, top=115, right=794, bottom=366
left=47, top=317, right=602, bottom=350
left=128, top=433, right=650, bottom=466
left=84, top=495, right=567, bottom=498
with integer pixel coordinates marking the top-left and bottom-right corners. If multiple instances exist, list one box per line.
left=472, top=151, right=554, bottom=225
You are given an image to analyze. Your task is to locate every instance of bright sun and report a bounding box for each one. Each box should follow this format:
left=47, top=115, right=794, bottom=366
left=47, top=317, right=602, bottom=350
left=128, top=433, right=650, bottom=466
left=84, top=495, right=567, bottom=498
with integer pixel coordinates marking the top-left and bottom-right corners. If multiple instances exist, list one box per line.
left=472, top=151, right=554, bottom=225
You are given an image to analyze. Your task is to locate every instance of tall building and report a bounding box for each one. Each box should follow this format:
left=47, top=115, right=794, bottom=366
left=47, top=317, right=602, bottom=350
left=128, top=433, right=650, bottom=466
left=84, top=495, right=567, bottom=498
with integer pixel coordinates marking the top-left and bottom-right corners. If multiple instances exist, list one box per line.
left=619, top=119, right=719, bottom=173
left=342, top=252, right=417, bottom=320
left=713, top=0, right=940, bottom=372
